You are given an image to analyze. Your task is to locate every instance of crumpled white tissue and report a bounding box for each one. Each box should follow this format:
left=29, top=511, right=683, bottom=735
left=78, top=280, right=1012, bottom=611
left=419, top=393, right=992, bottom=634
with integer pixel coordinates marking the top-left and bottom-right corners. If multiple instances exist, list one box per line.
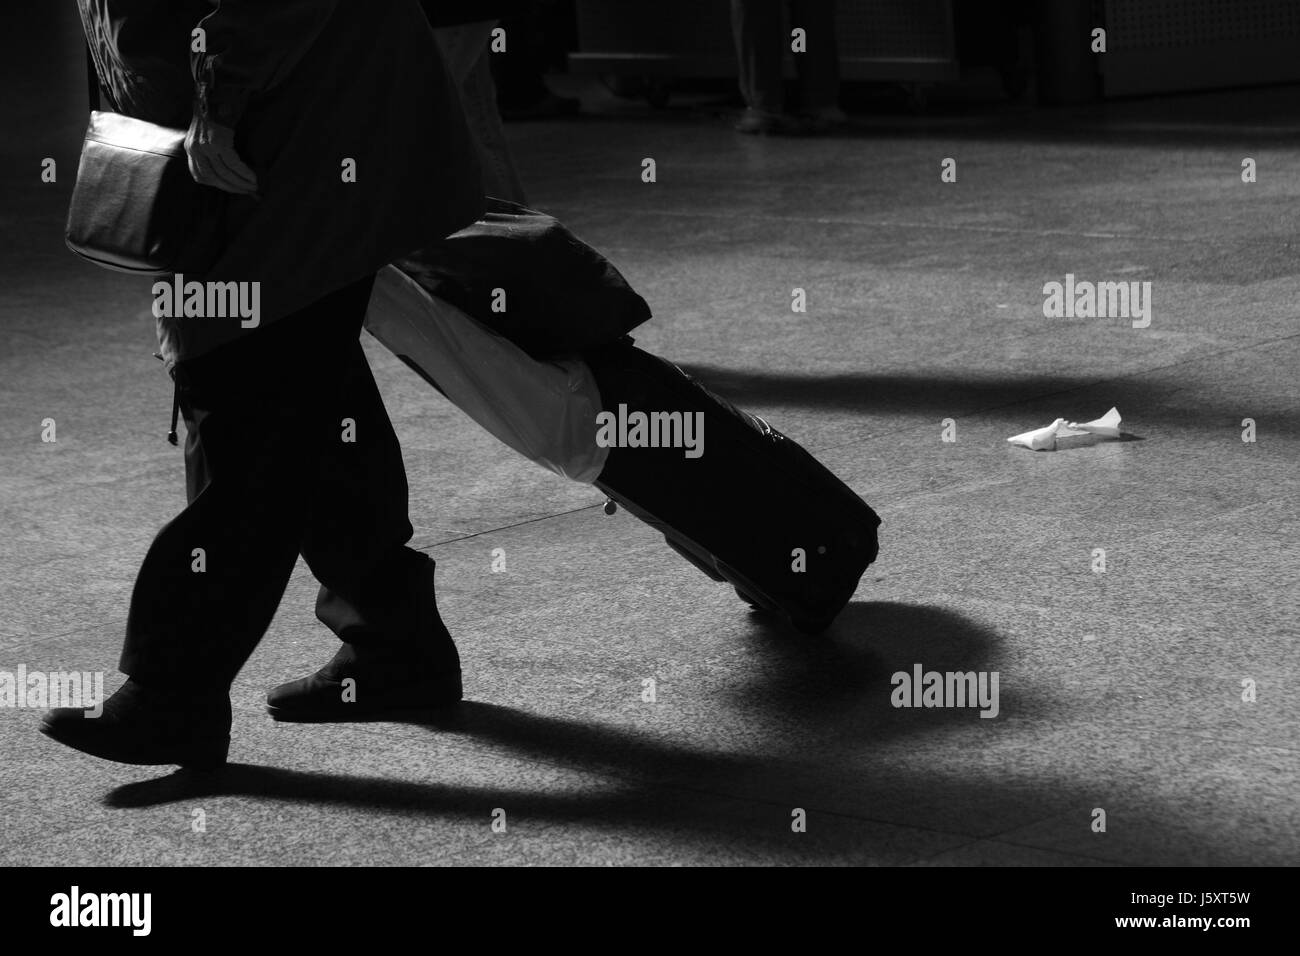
left=1007, top=407, right=1122, bottom=450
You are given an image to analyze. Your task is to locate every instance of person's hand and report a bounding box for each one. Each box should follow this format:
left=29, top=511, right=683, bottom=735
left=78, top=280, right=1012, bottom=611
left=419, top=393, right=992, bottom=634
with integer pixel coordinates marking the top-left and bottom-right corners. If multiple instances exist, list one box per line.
left=185, top=112, right=258, bottom=196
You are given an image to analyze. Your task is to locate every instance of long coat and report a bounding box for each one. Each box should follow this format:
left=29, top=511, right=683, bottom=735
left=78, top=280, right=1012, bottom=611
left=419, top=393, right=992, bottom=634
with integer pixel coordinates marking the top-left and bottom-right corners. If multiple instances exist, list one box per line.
left=76, top=0, right=485, bottom=361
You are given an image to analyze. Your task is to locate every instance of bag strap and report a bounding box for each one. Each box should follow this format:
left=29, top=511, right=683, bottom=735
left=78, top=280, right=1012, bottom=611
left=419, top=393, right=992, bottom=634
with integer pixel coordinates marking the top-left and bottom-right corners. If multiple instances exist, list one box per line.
left=85, top=43, right=101, bottom=112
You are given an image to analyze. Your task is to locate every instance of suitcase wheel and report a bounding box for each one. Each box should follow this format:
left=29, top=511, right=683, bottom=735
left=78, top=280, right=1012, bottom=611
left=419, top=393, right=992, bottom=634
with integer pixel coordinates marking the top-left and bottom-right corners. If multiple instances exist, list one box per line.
left=603, top=498, right=618, bottom=516
left=735, top=585, right=831, bottom=634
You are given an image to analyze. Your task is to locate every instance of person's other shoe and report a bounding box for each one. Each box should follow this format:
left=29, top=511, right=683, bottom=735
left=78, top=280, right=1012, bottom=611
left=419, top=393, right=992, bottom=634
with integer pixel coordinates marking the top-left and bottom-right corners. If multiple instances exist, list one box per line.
left=267, top=552, right=463, bottom=721
left=265, top=643, right=462, bottom=721
left=41, top=678, right=231, bottom=769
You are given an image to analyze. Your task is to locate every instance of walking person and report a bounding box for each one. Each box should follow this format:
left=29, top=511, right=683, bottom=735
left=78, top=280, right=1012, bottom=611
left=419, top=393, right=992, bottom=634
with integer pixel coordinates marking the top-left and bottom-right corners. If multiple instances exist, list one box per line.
left=43, top=0, right=489, bottom=768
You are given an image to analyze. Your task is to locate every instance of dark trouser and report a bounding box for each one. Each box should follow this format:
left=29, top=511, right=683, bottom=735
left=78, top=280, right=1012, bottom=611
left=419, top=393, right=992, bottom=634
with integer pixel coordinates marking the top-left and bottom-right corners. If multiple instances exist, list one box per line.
left=121, top=274, right=428, bottom=689
left=731, top=0, right=840, bottom=114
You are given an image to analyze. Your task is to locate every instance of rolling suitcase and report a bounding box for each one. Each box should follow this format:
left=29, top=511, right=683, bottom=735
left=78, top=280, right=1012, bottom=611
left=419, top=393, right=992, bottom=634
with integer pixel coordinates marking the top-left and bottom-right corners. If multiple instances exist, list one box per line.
left=369, top=200, right=881, bottom=634
left=584, top=341, right=881, bottom=634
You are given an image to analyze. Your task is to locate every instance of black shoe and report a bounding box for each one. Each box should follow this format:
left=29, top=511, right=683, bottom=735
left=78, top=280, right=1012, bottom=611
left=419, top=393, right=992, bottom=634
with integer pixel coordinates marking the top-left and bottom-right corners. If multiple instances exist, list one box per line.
left=41, top=679, right=231, bottom=769
left=266, top=654, right=462, bottom=722
left=268, top=552, right=463, bottom=721
left=734, top=108, right=813, bottom=136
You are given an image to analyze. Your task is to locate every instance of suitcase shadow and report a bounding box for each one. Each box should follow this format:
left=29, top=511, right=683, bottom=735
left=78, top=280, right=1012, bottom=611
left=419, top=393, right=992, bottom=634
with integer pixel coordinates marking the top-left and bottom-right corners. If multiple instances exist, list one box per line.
left=731, top=598, right=1033, bottom=729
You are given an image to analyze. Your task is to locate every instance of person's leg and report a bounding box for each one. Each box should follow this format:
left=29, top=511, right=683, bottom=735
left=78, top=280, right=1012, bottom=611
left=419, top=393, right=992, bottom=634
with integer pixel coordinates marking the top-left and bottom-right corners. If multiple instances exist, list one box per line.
left=489, top=3, right=579, bottom=119
left=42, top=275, right=377, bottom=766
left=789, top=0, right=842, bottom=117
left=267, top=318, right=463, bottom=719
left=121, top=276, right=378, bottom=685
left=117, top=378, right=313, bottom=691
left=298, top=337, right=416, bottom=608
left=732, top=0, right=787, bottom=117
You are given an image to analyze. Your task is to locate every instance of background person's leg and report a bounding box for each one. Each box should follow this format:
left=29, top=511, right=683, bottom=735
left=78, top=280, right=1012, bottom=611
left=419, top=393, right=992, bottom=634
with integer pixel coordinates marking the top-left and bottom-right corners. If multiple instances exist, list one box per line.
left=790, top=0, right=841, bottom=116
left=731, top=0, right=787, bottom=116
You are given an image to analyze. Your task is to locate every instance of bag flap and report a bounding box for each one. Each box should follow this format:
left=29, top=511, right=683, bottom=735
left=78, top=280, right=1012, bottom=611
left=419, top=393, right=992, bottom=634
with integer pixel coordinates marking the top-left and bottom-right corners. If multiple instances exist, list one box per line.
left=394, top=198, right=651, bottom=357
left=85, top=110, right=187, bottom=157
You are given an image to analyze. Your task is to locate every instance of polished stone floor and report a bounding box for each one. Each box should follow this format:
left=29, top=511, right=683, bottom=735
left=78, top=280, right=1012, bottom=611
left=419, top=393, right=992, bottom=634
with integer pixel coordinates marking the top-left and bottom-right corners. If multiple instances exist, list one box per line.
left=1, top=4, right=1297, bottom=865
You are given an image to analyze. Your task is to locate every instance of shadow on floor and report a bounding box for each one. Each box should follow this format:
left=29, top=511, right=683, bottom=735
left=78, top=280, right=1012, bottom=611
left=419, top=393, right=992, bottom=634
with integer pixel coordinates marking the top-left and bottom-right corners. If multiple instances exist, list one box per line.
left=677, top=365, right=1114, bottom=414
left=96, top=601, right=1113, bottom=863
left=676, top=363, right=1294, bottom=435
left=726, top=599, right=1026, bottom=728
